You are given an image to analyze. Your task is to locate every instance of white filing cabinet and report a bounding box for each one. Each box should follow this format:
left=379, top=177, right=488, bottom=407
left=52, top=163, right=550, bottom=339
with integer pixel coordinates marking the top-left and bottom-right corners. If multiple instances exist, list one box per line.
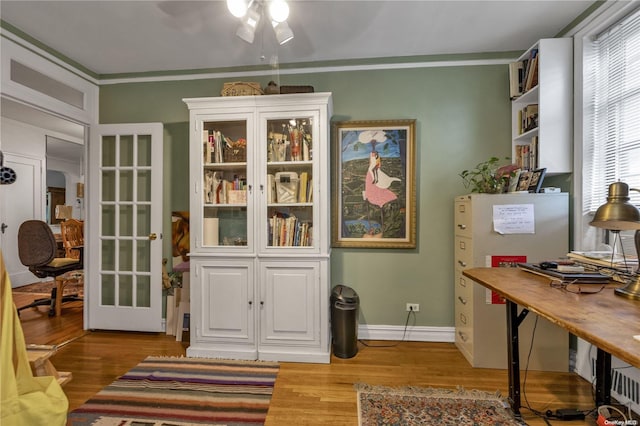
left=454, top=193, right=569, bottom=371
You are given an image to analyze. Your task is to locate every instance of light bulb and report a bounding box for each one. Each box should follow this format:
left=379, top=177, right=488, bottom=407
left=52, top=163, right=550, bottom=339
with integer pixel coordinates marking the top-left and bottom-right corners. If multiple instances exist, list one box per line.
left=268, top=0, right=289, bottom=23
left=227, top=0, right=249, bottom=18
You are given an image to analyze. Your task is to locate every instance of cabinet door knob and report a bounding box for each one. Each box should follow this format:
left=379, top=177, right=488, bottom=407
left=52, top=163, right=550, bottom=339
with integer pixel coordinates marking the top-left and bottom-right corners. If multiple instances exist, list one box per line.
left=458, top=260, right=467, bottom=267
left=458, top=296, right=467, bottom=305
left=457, top=224, right=467, bottom=230
left=248, top=301, right=253, bottom=306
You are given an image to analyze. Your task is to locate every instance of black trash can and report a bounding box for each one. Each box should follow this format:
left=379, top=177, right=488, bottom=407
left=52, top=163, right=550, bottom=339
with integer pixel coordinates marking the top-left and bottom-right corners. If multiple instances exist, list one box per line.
left=330, top=285, right=360, bottom=359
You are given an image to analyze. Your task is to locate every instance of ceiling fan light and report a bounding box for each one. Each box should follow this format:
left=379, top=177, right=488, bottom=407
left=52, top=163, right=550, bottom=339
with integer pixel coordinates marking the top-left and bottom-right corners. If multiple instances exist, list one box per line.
left=244, top=5, right=261, bottom=28
left=272, top=20, right=294, bottom=45
left=268, top=0, right=289, bottom=23
left=227, top=0, right=249, bottom=18
left=236, top=23, right=256, bottom=43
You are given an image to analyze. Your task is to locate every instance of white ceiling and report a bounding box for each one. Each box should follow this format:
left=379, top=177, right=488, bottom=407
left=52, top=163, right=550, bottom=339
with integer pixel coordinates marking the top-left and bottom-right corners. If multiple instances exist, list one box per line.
left=0, top=0, right=596, bottom=159
left=0, top=0, right=596, bottom=76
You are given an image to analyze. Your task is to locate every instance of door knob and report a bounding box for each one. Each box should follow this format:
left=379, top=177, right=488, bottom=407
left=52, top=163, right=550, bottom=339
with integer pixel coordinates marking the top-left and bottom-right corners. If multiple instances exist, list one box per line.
left=1, top=223, right=7, bottom=234
left=148, top=233, right=157, bottom=240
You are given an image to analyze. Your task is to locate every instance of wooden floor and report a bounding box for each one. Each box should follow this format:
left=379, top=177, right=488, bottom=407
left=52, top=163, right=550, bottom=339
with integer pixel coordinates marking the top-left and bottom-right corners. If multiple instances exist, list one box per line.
left=14, top=291, right=609, bottom=425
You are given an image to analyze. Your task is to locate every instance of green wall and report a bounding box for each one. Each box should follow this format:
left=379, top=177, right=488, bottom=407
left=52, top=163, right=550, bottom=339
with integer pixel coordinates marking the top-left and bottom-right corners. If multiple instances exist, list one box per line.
left=99, top=63, right=511, bottom=328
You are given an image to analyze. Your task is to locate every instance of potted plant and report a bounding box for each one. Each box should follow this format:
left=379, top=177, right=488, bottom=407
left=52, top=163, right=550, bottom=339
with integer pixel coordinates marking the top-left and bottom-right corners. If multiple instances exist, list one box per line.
left=459, top=157, right=517, bottom=194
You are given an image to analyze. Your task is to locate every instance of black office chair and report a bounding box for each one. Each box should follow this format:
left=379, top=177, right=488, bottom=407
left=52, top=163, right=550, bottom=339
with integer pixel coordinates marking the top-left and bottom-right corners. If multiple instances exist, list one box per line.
left=17, top=220, right=83, bottom=316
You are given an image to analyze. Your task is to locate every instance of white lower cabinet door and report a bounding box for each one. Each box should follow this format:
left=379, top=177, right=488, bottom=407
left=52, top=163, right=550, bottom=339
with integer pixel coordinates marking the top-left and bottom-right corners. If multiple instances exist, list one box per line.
left=258, top=259, right=330, bottom=363
left=187, top=258, right=257, bottom=360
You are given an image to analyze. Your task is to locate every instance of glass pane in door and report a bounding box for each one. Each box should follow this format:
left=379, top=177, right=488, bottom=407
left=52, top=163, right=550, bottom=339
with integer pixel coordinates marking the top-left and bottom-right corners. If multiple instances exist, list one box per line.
left=201, top=120, right=248, bottom=247
left=99, top=133, right=153, bottom=309
left=266, top=116, right=314, bottom=247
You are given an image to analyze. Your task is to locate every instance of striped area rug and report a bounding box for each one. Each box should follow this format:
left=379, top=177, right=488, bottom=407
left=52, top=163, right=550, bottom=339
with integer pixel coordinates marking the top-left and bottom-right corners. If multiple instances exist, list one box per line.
left=67, top=356, right=279, bottom=426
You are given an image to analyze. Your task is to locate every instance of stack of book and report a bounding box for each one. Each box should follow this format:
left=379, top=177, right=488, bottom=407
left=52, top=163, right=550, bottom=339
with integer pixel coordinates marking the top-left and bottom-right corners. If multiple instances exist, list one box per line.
left=268, top=214, right=312, bottom=247
left=509, top=48, right=539, bottom=99
left=517, top=104, right=538, bottom=134
left=514, top=137, right=538, bottom=170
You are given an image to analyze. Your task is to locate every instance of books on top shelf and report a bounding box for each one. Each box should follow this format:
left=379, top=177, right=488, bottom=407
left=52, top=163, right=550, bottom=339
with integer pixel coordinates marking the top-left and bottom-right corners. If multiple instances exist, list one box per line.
left=509, top=48, right=539, bottom=99
left=203, top=129, right=246, bottom=164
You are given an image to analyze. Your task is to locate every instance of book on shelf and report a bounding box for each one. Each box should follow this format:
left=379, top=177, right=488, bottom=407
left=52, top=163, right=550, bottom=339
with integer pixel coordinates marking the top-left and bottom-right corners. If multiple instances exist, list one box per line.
left=267, top=174, right=276, bottom=204
left=298, top=172, right=308, bottom=203
left=520, top=104, right=538, bottom=133
left=514, top=144, right=529, bottom=170
left=514, top=139, right=538, bottom=171
left=522, top=48, right=538, bottom=92
left=508, top=48, right=539, bottom=99
left=530, top=136, right=538, bottom=169
left=268, top=214, right=312, bottom=247
left=509, top=61, right=524, bottom=99
left=524, top=55, right=538, bottom=92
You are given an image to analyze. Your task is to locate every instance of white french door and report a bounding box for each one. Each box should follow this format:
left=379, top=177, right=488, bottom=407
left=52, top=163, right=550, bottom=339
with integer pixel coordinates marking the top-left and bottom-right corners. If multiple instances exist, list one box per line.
left=88, top=123, right=163, bottom=331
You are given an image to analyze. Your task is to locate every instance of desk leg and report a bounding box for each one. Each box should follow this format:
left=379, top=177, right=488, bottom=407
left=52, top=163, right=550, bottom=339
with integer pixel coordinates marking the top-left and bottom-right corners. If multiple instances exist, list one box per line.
left=595, top=348, right=612, bottom=407
left=506, top=300, right=522, bottom=417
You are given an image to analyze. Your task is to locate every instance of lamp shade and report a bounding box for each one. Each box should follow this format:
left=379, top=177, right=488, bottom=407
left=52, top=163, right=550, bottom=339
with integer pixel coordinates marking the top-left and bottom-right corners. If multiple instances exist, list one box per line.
left=590, top=182, right=640, bottom=231
left=272, top=20, right=293, bottom=45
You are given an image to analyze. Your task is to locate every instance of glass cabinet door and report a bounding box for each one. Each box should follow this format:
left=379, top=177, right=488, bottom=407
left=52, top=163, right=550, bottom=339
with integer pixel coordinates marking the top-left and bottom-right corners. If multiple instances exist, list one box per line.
left=263, top=113, right=317, bottom=250
left=200, top=117, right=250, bottom=249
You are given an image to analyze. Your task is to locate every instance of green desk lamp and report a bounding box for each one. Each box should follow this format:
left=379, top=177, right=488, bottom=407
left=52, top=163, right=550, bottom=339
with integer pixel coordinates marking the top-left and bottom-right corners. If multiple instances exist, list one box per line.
left=590, top=182, right=640, bottom=300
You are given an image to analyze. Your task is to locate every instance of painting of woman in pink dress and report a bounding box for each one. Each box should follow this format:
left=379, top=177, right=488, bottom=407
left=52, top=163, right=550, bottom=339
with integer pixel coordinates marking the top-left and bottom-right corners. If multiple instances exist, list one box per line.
left=335, top=122, right=415, bottom=246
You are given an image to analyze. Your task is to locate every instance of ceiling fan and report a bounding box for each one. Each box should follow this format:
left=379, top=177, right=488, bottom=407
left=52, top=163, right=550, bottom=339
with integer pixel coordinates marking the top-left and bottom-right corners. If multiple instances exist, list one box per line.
left=227, top=0, right=293, bottom=45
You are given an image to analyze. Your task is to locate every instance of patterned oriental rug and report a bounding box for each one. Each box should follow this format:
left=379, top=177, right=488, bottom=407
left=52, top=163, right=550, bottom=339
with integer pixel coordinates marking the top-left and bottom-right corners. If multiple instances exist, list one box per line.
left=67, top=356, right=279, bottom=426
left=355, top=384, right=523, bottom=425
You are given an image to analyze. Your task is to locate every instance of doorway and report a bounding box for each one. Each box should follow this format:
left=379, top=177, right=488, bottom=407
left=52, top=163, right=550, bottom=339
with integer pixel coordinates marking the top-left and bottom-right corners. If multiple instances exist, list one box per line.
left=0, top=97, right=86, bottom=289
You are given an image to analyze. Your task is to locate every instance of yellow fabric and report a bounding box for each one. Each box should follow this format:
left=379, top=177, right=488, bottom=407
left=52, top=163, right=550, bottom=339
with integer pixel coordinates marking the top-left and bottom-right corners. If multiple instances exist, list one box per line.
left=1, top=252, right=69, bottom=426
left=48, top=257, right=78, bottom=268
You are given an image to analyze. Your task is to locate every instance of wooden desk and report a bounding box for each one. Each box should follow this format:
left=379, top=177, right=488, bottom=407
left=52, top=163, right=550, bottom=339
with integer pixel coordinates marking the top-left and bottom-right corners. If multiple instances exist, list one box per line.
left=463, top=267, right=640, bottom=417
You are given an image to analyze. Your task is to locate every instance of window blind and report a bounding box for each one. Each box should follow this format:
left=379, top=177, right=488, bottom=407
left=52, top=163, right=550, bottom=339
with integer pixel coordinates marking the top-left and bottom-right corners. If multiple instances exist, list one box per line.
left=584, top=8, right=640, bottom=215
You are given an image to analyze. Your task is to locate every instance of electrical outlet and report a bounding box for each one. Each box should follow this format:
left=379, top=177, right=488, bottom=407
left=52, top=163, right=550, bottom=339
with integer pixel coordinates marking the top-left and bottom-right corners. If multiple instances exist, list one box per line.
left=406, top=303, right=419, bottom=312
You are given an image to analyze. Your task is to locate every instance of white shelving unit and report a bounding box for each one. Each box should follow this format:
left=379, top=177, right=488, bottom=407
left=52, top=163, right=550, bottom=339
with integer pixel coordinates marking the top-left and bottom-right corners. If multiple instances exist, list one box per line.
left=184, top=93, right=333, bottom=363
left=511, top=38, right=573, bottom=174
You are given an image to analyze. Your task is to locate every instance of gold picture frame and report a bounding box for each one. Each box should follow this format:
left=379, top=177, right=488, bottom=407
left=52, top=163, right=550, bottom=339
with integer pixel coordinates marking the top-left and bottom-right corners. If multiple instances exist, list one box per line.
left=332, top=119, right=416, bottom=248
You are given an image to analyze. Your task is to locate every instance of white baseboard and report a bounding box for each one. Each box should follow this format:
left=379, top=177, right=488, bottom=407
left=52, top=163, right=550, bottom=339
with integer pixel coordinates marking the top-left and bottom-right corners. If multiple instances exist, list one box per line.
left=357, top=324, right=455, bottom=343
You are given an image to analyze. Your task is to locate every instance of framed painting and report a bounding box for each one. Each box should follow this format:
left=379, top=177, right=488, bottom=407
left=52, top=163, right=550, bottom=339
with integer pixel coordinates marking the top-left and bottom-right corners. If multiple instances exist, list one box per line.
left=332, top=119, right=416, bottom=248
